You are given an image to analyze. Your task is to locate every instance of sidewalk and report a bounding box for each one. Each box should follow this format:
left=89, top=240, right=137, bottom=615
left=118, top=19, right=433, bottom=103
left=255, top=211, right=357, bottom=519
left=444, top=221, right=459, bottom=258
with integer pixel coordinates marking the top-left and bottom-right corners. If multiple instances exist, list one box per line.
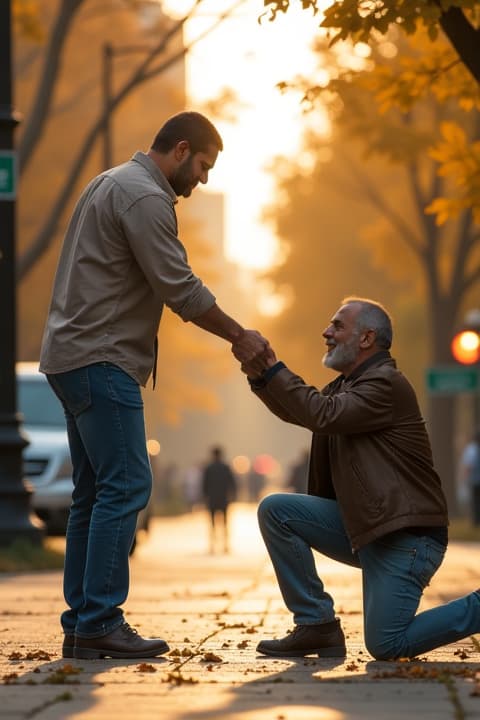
left=1, top=503, right=480, bottom=720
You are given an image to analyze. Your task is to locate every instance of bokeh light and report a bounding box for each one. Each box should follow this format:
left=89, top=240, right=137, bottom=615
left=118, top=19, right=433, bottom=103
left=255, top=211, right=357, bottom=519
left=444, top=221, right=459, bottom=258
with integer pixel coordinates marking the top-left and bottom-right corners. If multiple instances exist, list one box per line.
left=147, top=438, right=161, bottom=456
left=253, top=453, right=279, bottom=477
left=232, top=455, right=251, bottom=474
left=451, top=330, right=480, bottom=365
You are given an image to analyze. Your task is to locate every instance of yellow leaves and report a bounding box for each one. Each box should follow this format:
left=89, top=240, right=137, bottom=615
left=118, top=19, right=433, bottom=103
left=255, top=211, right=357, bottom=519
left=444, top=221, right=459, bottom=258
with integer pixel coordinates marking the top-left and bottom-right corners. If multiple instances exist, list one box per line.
left=433, top=120, right=466, bottom=149
left=361, top=31, right=480, bottom=114
left=320, top=0, right=445, bottom=46
left=426, top=121, right=480, bottom=224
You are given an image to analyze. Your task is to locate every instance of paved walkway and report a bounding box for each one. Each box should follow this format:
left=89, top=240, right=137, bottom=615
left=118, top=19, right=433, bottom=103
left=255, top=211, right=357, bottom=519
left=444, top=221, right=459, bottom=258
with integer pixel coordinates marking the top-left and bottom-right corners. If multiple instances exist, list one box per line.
left=1, top=503, right=480, bottom=719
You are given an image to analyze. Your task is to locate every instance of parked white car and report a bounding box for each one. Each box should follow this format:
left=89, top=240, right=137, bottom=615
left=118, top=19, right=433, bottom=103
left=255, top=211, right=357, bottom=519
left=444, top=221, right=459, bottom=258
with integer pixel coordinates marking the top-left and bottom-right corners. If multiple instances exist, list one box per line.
left=17, top=362, right=152, bottom=546
left=17, top=362, right=73, bottom=534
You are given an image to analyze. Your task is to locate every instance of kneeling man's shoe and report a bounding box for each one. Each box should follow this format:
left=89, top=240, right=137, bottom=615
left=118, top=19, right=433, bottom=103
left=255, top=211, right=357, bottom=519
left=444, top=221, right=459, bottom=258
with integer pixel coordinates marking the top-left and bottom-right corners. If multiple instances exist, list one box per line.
left=256, top=619, right=346, bottom=658
left=62, top=634, right=75, bottom=658
left=74, top=622, right=169, bottom=659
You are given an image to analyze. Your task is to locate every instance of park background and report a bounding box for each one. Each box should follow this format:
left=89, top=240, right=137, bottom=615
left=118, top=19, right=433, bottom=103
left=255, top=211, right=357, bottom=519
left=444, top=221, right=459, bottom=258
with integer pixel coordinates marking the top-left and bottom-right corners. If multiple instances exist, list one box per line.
left=12, top=0, right=480, bottom=517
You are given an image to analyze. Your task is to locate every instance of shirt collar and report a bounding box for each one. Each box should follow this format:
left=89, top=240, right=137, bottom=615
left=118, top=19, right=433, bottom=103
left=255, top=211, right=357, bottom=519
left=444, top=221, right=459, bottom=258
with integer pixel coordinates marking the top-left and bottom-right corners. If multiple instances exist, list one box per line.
left=131, top=151, right=177, bottom=203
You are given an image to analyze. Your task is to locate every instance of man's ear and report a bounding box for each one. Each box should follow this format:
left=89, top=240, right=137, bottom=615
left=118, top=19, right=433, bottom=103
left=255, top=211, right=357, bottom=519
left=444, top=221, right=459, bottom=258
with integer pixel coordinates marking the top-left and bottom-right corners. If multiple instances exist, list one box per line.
left=174, top=140, right=190, bottom=160
left=360, top=329, right=376, bottom=349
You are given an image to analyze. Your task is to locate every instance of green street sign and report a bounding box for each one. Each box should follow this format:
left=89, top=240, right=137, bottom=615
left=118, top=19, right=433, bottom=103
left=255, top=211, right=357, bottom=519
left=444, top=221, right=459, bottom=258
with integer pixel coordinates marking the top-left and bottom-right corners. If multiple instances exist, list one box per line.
left=426, top=366, right=479, bottom=395
left=0, top=151, right=16, bottom=199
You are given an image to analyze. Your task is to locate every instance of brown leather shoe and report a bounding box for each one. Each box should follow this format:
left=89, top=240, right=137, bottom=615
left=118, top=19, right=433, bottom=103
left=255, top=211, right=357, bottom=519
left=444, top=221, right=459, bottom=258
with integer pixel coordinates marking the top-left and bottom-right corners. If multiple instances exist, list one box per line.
left=73, top=623, right=169, bottom=659
left=256, top=619, right=346, bottom=658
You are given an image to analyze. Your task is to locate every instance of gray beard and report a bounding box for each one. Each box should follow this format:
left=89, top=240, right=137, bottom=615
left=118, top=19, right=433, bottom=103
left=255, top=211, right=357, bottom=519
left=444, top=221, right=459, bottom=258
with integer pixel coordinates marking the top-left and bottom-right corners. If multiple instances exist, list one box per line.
left=322, top=337, right=359, bottom=372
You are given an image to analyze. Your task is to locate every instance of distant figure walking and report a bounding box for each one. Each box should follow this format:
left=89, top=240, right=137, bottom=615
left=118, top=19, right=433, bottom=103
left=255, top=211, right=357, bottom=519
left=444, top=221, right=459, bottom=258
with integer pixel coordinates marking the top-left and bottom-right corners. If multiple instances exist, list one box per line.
left=202, top=446, right=237, bottom=553
left=287, top=449, right=310, bottom=493
left=459, top=429, right=480, bottom=526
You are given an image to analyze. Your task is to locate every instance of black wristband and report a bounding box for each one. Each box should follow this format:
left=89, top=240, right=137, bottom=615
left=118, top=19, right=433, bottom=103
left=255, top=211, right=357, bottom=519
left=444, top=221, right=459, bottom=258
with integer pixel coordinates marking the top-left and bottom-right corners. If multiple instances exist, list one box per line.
left=248, top=361, right=286, bottom=390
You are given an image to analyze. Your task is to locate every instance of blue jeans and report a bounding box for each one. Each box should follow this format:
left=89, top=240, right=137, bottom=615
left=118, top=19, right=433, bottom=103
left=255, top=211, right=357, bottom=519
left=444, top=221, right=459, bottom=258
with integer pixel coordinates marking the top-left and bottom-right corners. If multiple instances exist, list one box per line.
left=47, top=363, right=151, bottom=638
left=258, top=493, right=480, bottom=659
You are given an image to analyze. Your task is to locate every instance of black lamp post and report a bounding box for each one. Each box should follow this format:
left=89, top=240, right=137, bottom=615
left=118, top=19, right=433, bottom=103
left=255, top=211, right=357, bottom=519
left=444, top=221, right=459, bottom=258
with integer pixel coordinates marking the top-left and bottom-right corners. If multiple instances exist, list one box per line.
left=0, top=1, right=44, bottom=545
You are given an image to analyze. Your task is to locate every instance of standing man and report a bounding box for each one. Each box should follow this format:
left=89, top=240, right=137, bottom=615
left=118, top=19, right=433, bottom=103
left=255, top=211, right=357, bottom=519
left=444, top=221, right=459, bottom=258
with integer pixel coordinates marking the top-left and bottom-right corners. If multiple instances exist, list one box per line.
left=40, top=112, right=268, bottom=660
left=242, top=297, right=480, bottom=660
left=202, top=445, right=237, bottom=553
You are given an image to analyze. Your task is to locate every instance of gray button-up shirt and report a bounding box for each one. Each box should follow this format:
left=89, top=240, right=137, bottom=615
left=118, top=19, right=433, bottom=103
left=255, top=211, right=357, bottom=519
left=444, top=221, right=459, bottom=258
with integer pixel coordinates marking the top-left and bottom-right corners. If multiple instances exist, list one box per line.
left=39, top=152, right=216, bottom=386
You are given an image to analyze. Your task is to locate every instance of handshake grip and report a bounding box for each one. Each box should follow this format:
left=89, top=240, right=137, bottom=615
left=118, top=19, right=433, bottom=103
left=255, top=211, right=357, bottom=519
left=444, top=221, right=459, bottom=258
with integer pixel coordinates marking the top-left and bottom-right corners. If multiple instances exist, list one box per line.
left=231, top=330, right=276, bottom=376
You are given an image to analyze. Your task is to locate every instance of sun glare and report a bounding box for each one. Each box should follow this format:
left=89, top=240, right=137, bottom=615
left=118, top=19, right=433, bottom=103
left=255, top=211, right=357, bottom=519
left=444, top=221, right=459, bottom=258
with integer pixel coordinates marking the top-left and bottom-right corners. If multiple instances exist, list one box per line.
left=162, top=0, right=325, bottom=270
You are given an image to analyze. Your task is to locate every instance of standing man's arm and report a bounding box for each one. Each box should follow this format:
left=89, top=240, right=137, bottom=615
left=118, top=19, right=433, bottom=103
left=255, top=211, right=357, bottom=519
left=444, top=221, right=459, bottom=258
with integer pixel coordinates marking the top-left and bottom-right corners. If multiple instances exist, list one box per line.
left=123, top=196, right=269, bottom=371
left=191, top=303, right=270, bottom=371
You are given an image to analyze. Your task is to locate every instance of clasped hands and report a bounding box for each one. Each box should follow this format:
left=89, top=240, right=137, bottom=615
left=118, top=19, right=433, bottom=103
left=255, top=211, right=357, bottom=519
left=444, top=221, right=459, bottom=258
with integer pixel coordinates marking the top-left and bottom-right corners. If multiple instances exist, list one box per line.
left=231, top=329, right=277, bottom=378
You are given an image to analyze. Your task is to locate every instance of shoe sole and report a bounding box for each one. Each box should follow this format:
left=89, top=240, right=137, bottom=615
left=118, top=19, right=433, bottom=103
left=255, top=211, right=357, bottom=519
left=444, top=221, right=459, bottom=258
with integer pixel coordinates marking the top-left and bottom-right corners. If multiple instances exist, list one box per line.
left=73, top=643, right=170, bottom=660
left=256, top=645, right=346, bottom=658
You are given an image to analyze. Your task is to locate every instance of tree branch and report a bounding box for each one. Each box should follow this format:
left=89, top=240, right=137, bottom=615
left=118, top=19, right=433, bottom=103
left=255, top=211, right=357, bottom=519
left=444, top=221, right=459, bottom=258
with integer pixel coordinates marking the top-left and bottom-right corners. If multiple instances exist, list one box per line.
left=344, top=155, right=424, bottom=259
left=18, top=0, right=84, bottom=174
left=142, top=0, right=246, bottom=81
left=18, top=0, right=246, bottom=280
left=438, top=5, right=480, bottom=84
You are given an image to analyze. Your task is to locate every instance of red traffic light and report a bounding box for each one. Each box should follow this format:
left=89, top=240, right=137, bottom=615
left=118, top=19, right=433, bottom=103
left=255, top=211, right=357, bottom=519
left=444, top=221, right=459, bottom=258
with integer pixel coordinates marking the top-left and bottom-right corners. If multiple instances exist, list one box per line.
left=451, top=330, right=480, bottom=364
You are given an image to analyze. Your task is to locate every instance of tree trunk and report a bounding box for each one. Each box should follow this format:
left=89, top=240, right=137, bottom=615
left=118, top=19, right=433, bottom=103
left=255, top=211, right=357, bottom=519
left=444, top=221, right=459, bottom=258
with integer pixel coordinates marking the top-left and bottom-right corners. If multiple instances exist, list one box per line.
left=18, top=0, right=84, bottom=175
left=439, top=7, right=480, bottom=86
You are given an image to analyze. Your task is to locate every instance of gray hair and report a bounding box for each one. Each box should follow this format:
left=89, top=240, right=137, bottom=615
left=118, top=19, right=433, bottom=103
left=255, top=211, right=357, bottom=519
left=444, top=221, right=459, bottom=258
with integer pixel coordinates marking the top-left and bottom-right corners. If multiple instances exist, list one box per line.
left=342, top=297, right=393, bottom=350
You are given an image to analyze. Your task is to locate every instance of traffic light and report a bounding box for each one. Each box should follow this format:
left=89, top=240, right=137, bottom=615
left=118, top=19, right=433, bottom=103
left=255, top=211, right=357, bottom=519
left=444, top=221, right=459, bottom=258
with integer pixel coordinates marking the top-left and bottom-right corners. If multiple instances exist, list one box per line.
left=451, top=329, right=480, bottom=364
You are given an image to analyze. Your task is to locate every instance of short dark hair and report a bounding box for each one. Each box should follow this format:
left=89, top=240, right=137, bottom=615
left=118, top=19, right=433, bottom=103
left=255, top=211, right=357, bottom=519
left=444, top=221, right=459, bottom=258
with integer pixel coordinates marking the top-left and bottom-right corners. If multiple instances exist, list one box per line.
left=343, top=296, right=393, bottom=350
left=151, top=111, right=223, bottom=154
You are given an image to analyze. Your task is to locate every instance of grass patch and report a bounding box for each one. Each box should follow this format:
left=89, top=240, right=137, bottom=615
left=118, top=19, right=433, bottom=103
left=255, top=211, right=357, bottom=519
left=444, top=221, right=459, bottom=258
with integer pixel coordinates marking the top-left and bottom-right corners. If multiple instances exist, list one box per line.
left=0, top=538, right=64, bottom=573
left=448, top=517, right=480, bottom=542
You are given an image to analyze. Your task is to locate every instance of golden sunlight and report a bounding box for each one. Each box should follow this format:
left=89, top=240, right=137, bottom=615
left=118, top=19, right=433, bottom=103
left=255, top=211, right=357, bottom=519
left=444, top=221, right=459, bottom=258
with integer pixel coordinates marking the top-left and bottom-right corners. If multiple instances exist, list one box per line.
left=162, top=0, right=327, bottom=270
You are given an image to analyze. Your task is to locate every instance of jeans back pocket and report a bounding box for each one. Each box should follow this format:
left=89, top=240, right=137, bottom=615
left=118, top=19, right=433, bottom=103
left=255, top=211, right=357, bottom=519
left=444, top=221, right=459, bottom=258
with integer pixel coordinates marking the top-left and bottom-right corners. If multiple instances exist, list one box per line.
left=47, top=367, right=92, bottom=417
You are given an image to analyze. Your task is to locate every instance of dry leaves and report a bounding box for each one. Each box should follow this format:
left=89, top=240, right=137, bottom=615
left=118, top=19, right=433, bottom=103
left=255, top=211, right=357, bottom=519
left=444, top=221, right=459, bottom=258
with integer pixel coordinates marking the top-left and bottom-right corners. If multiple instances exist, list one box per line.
left=201, top=652, right=223, bottom=663
left=374, top=664, right=478, bottom=680
left=163, top=671, right=198, bottom=685
left=136, top=663, right=157, bottom=673
left=8, top=649, right=51, bottom=661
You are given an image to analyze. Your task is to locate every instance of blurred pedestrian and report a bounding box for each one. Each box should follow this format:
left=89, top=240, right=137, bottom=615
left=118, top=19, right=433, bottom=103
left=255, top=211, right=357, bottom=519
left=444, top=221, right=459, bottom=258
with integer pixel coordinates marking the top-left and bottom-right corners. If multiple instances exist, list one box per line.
left=241, top=297, right=480, bottom=660
left=183, top=462, right=202, bottom=511
left=202, top=446, right=237, bottom=553
left=459, top=429, right=480, bottom=526
left=247, top=465, right=265, bottom=502
left=40, top=111, right=269, bottom=660
left=287, top=449, right=309, bottom=493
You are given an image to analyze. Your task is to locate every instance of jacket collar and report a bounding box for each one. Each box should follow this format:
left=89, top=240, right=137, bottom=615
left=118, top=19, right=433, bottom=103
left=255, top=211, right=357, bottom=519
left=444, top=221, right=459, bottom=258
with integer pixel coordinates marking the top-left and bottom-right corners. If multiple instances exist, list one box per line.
left=131, top=151, right=177, bottom=203
left=342, top=350, right=393, bottom=383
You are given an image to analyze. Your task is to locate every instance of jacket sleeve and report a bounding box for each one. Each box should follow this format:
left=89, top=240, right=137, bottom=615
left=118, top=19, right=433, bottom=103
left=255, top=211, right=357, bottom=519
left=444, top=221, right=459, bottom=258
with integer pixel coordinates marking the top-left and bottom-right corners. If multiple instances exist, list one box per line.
left=250, top=383, right=307, bottom=427
left=262, top=367, right=393, bottom=435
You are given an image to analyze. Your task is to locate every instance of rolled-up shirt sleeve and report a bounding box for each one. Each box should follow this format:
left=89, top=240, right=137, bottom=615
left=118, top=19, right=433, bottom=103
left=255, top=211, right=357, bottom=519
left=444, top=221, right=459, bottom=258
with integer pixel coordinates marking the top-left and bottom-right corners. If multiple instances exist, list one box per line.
left=121, top=193, right=216, bottom=321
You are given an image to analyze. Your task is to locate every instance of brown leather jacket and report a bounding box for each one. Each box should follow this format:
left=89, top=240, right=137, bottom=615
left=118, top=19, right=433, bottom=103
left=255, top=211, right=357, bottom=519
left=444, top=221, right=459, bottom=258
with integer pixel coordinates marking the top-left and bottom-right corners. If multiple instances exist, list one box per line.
left=253, top=351, right=448, bottom=550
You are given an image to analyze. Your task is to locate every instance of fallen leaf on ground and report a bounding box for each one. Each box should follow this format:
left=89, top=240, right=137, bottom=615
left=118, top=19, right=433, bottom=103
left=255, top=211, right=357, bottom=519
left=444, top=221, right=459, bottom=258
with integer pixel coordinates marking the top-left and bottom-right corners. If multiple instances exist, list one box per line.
left=163, top=672, right=198, bottom=685
left=201, top=652, right=223, bottom=663
left=2, top=673, right=18, bottom=684
left=345, top=662, right=359, bottom=671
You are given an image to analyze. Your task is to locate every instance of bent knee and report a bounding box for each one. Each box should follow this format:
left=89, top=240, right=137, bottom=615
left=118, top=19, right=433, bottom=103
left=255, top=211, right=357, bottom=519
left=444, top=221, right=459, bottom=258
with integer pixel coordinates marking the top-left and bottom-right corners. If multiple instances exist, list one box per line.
left=257, top=493, right=288, bottom=525
left=365, top=632, right=405, bottom=661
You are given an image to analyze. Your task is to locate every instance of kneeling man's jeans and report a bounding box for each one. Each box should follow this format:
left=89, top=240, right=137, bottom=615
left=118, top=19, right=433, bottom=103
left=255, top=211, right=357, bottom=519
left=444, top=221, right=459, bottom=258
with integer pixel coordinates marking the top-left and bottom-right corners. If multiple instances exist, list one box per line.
left=47, top=363, right=151, bottom=638
left=258, top=493, right=480, bottom=659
